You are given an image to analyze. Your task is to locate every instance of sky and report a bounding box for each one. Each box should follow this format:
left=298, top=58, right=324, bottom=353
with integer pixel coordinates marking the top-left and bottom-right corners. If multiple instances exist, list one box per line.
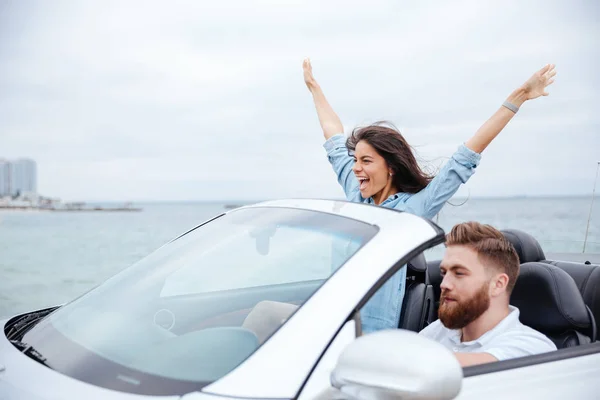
left=1, top=0, right=599, bottom=202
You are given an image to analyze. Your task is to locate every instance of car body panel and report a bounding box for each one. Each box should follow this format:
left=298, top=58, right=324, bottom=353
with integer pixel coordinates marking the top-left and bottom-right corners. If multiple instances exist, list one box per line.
left=458, top=350, right=600, bottom=399
left=297, top=320, right=358, bottom=400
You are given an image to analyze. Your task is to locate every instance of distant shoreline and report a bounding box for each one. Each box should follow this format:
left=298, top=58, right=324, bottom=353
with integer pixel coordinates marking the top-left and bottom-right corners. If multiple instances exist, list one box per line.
left=62, top=194, right=597, bottom=205
left=1, top=195, right=593, bottom=213
left=0, top=206, right=142, bottom=212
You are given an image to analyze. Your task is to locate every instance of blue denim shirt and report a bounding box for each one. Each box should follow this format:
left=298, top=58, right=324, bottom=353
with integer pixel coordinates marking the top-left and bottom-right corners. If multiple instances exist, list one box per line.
left=323, top=133, right=482, bottom=333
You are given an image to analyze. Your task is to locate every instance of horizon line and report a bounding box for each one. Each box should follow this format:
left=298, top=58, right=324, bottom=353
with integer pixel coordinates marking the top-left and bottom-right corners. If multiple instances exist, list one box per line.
left=64, top=194, right=597, bottom=204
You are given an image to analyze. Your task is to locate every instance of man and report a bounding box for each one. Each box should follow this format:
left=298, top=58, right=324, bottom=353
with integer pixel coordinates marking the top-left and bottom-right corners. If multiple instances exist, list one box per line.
left=419, top=221, right=556, bottom=367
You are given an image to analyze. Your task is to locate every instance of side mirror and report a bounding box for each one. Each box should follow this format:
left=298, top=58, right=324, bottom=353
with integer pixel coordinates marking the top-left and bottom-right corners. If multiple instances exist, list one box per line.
left=330, top=329, right=463, bottom=400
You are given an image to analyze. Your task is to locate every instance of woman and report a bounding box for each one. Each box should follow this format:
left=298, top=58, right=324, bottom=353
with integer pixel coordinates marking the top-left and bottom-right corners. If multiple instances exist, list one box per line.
left=302, top=58, right=556, bottom=333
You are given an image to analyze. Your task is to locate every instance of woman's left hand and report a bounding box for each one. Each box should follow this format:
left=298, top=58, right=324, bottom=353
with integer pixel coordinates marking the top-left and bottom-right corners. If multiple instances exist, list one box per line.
left=521, top=64, right=556, bottom=101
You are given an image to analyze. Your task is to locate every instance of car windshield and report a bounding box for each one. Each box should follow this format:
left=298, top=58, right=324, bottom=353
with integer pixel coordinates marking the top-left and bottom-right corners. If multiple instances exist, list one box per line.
left=21, top=207, right=378, bottom=396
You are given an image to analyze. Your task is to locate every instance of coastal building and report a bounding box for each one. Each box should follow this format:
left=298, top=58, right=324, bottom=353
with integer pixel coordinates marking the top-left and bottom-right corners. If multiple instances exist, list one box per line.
left=0, top=158, right=37, bottom=197
left=10, top=158, right=37, bottom=196
left=0, top=159, right=10, bottom=197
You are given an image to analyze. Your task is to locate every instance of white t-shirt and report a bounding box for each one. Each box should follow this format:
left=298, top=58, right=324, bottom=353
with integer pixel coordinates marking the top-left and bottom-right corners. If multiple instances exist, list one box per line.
left=419, top=306, right=557, bottom=361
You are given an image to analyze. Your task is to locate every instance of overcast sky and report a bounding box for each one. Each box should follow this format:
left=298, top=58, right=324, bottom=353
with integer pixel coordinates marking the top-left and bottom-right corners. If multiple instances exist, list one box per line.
left=1, top=0, right=599, bottom=202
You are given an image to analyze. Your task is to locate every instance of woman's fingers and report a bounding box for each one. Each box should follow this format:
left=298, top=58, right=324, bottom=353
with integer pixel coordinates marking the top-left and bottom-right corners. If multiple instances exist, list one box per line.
left=303, top=58, right=312, bottom=71
left=538, top=64, right=551, bottom=75
left=543, top=66, right=556, bottom=88
left=302, top=58, right=318, bottom=90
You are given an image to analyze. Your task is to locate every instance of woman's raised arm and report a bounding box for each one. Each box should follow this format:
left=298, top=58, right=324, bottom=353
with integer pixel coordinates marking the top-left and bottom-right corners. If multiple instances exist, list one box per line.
left=465, top=64, right=557, bottom=153
left=303, top=58, right=344, bottom=140
left=407, top=64, right=557, bottom=219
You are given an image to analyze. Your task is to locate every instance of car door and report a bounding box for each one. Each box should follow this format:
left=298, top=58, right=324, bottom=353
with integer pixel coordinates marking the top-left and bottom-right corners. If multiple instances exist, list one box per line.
left=456, top=344, right=600, bottom=398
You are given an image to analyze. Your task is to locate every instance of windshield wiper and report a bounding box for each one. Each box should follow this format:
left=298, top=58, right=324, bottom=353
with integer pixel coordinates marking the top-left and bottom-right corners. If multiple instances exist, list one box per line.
left=10, top=340, right=53, bottom=369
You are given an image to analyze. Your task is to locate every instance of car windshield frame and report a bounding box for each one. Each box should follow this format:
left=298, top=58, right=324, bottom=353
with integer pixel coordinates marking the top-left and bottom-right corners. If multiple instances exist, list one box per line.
left=19, top=206, right=379, bottom=396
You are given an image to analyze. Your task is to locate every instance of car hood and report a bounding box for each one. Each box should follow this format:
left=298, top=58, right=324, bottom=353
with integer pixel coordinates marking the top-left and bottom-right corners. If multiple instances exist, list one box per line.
left=0, top=317, right=182, bottom=400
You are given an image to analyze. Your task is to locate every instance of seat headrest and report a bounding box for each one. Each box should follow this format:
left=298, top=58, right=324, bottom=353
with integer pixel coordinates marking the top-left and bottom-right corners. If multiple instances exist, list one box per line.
left=511, top=262, right=592, bottom=337
left=408, top=252, right=427, bottom=273
left=501, top=229, right=546, bottom=263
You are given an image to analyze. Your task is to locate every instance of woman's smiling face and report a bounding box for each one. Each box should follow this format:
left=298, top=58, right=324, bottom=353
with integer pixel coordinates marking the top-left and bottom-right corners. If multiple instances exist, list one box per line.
left=352, top=140, right=392, bottom=199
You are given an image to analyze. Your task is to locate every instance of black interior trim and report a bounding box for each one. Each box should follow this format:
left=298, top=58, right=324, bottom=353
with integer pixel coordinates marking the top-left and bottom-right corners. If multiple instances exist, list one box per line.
left=463, top=341, right=600, bottom=377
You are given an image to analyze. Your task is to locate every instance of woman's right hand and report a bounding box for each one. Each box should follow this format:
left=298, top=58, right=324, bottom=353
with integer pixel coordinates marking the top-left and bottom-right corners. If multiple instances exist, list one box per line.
left=303, top=58, right=319, bottom=91
left=520, top=64, right=556, bottom=101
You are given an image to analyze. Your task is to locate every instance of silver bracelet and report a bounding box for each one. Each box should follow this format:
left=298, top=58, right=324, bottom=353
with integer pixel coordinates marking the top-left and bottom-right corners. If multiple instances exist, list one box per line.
left=502, top=101, right=519, bottom=113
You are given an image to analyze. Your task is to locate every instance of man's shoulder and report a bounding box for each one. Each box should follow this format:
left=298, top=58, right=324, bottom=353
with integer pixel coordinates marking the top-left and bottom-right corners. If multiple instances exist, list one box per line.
left=483, top=318, right=557, bottom=360
left=499, top=319, right=556, bottom=346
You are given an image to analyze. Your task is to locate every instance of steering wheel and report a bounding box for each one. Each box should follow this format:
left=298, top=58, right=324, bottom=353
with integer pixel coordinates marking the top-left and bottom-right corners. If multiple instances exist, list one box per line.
left=152, top=308, right=176, bottom=334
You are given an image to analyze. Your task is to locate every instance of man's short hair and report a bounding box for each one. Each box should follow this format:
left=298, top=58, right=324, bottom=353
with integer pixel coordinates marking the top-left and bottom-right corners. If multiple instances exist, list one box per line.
left=446, top=222, right=520, bottom=294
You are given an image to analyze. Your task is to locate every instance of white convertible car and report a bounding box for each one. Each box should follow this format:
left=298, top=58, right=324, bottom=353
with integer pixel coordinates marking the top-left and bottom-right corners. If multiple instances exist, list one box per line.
left=1, top=199, right=599, bottom=399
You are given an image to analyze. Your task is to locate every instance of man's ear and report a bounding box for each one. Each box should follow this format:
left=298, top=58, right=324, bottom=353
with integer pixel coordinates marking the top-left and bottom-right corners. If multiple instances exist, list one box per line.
left=490, top=273, right=509, bottom=297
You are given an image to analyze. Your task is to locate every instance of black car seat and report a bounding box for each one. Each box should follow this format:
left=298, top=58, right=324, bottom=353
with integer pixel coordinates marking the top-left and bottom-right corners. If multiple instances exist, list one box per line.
left=501, top=228, right=600, bottom=340
left=425, top=258, right=443, bottom=323
left=510, top=262, right=596, bottom=349
left=541, top=260, right=600, bottom=341
left=500, top=229, right=546, bottom=264
left=398, top=253, right=436, bottom=332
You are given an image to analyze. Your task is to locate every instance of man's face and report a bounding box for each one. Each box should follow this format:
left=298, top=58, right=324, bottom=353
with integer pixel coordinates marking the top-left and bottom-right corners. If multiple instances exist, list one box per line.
left=438, top=245, right=491, bottom=330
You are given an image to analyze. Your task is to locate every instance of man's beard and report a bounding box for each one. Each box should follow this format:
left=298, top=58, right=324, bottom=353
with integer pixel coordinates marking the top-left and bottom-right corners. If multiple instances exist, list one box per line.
left=438, top=282, right=490, bottom=330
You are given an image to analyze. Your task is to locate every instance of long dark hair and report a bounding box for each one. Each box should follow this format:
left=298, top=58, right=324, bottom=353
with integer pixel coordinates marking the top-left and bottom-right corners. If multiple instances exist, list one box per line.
left=346, top=122, right=432, bottom=194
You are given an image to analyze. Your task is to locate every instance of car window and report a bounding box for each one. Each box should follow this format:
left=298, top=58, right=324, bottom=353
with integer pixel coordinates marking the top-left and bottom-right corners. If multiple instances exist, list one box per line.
left=160, top=224, right=344, bottom=297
